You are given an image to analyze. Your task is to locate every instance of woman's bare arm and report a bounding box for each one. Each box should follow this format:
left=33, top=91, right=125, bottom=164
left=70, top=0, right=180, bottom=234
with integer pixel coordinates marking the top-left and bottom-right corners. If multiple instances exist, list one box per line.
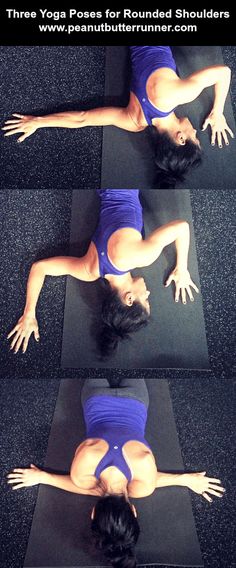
left=156, top=471, right=225, bottom=503
left=7, top=256, right=97, bottom=353
left=174, top=65, right=234, bottom=146
left=7, top=464, right=100, bottom=495
left=128, top=220, right=199, bottom=304
left=2, top=106, right=138, bottom=142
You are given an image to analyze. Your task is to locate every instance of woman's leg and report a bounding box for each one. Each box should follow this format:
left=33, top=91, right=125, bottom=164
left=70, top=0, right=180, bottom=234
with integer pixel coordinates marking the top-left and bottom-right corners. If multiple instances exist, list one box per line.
left=81, top=378, right=111, bottom=406
left=81, top=378, right=149, bottom=408
left=115, top=378, right=149, bottom=408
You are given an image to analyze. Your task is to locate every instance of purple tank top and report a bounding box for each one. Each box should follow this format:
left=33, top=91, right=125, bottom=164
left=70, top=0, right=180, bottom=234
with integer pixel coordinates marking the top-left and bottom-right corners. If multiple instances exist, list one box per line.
left=130, top=46, right=177, bottom=126
left=83, top=395, right=150, bottom=482
left=92, top=189, right=143, bottom=277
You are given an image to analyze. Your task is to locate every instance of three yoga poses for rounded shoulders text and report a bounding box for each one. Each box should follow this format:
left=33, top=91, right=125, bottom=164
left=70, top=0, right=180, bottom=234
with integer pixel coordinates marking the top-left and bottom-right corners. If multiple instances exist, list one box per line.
left=7, top=189, right=199, bottom=356
left=2, top=46, right=234, bottom=186
left=7, top=378, right=225, bottom=568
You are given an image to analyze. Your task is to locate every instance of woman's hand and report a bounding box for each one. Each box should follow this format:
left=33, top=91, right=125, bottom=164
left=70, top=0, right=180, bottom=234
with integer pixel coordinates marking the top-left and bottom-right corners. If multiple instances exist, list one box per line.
left=202, top=111, right=234, bottom=147
left=165, top=268, right=199, bottom=304
left=7, top=464, right=43, bottom=490
left=2, top=114, right=39, bottom=142
left=185, top=471, right=225, bottom=503
left=7, top=314, right=40, bottom=353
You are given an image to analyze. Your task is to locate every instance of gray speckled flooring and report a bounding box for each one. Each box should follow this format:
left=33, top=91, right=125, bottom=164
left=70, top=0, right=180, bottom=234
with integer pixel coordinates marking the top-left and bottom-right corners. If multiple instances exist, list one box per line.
left=0, top=46, right=236, bottom=568
left=0, top=46, right=105, bottom=189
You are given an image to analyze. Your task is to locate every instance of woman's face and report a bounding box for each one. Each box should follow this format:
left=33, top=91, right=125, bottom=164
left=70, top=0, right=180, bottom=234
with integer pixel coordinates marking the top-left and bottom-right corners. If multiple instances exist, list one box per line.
left=131, top=277, right=151, bottom=313
left=179, top=117, right=201, bottom=147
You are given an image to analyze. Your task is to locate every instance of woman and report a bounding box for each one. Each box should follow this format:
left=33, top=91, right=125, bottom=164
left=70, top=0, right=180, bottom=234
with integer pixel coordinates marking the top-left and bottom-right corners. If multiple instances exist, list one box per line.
left=2, top=46, right=234, bottom=186
left=7, top=378, right=225, bottom=568
left=7, top=189, right=199, bottom=356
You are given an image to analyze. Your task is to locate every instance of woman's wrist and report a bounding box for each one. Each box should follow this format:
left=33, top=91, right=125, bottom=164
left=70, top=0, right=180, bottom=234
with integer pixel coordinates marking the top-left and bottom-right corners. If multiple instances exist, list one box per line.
left=23, top=307, right=36, bottom=318
left=39, top=470, right=50, bottom=484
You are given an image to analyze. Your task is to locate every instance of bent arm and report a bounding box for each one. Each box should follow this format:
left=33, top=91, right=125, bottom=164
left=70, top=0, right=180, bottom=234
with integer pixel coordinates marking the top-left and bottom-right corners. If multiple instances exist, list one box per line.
left=24, top=256, right=95, bottom=317
left=130, top=220, right=199, bottom=303
left=7, top=256, right=96, bottom=353
left=175, top=66, right=231, bottom=109
left=132, top=220, right=190, bottom=268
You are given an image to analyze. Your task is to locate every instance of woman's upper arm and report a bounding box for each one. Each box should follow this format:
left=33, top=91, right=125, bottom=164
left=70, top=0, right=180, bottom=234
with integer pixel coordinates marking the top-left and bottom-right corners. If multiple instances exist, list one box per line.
left=35, top=256, right=94, bottom=281
left=132, top=221, right=188, bottom=268
left=177, top=66, right=231, bottom=105
left=128, top=480, right=156, bottom=498
left=85, top=107, right=139, bottom=131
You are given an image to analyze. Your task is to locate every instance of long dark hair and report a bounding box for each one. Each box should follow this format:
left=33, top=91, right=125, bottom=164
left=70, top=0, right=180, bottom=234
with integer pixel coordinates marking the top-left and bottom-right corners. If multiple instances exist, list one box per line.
left=91, top=495, right=140, bottom=568
left=98, top=281, right=150, bottom=357
left=148, top=126, right=202, bottom=188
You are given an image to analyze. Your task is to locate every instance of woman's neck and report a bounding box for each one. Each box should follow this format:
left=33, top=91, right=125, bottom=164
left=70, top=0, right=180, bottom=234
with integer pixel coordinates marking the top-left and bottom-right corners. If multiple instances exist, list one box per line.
left=104, top=272, right=132, bottom=291
left=153, top=111, right=180, bottom=133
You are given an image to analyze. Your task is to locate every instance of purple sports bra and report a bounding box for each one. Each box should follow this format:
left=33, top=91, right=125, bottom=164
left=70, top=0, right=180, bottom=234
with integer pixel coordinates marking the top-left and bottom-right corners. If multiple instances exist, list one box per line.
left=130, top=46, right=177, bottom=126
left=83, top=395, right=151, bottom=482
left=92, top=189, right=143, bottom=278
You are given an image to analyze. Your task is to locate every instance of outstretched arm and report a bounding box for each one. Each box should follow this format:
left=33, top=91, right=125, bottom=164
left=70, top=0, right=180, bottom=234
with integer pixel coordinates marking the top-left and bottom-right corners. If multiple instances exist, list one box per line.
left=7, top=255, right=97, bottom=353
left=156, top=471, right=225, bottom=503
left=7, top=464, right=100, bottom=495
left=2, top=106, right=138, bottom=142
left=175, top=65, right=233, bottom=146
left=130, top=220, right=199, bottom=303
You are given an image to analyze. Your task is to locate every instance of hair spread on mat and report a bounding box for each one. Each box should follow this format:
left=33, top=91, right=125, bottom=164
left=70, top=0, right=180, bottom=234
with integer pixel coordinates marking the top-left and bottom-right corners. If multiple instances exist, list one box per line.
left=91, top=495, right=139, bottom=568
left=147, top=126, right=202, bottom=188
left=98, top=280, right=150, bottom=357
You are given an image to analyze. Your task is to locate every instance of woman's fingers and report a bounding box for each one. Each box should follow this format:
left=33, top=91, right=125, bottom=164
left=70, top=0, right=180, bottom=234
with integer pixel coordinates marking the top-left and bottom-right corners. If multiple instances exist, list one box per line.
left=221, top=129, right=229, bottom=146
left=17, top=132, right=32, bottom=143
left=225, top=124, right=234, bottom=138
left=2, top=124, right=22, bottom=131
left=10, top=331, right=22, bottom=351
left=186, top=285, right=194, bottom=302
left=181, top=287, right=186, bottom=305
left=202, top=492, right=212, bottom=502
left=202, top=118, right=210, bottom=131
left=14, top=333, right=25, bottom=354
left=207, top=488, right=224, bottom=497
left=33, top=329, right=40, bottom=342
left=211, top=127, right=216, bottom=146
left=12, top=483, right=26, bottom=490
left=7, top=324, right=20, bottom=339
left=22, top=334, right=31, bottom=354
left=7, top=477, right=23, bottom=484
left=165, top=274, right=174, bottom=287
left=175, top=283, right=180, bottom=303
left=190, top=280, right=199, bottom=294
left=3, top=119, right=22, bottom=125
left=4, top=127, right=23, bottom=137
left=217, top=130, right=222, bottom=148
left=12, top=113, right=25, bottom=118
left=208, top=483, right=225, bottom=493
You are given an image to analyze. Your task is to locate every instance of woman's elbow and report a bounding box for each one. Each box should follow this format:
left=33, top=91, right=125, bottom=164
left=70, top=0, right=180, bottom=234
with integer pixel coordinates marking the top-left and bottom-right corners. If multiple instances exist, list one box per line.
left=31, top=260, right=46, bottom=276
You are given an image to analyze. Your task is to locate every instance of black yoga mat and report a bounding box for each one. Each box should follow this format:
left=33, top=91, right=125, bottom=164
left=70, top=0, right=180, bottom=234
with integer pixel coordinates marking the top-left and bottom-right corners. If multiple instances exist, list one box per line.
left=61, top=189, right=209, bottom=370
left=24, top=379, right=203, bottom=567
left=101, top=46, right=236, bottom=189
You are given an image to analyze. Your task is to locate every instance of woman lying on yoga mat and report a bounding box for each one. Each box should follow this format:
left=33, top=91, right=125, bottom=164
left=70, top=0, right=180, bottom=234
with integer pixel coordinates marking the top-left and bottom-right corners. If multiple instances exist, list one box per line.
left=7, top=190, right=199, bottom=357
left=7, top=378, right=225, bottom=568
left=2, top=46, right=234, bottom=186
